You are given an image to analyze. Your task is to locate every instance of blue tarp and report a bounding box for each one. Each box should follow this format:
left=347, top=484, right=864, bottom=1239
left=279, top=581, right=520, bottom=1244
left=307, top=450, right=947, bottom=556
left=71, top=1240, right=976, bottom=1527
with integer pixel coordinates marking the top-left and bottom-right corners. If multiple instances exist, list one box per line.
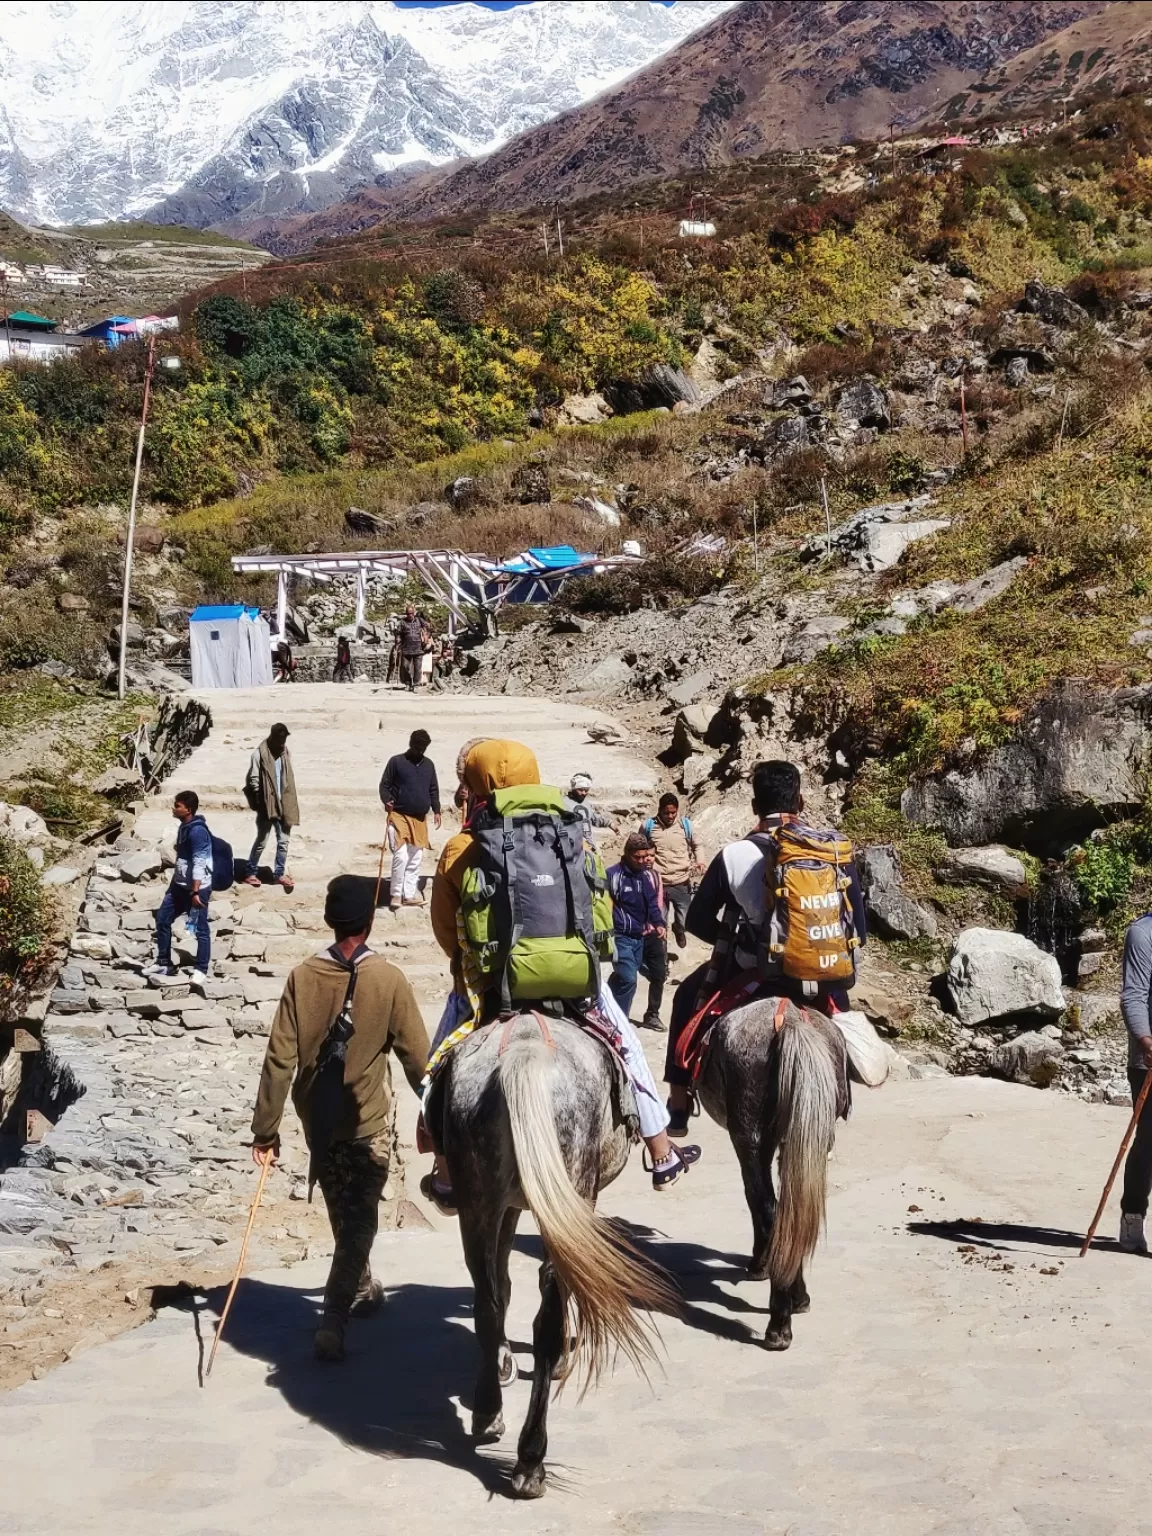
left=498, top=545, right=590, bottom=574
left=190, top=604, right=261, bottom=622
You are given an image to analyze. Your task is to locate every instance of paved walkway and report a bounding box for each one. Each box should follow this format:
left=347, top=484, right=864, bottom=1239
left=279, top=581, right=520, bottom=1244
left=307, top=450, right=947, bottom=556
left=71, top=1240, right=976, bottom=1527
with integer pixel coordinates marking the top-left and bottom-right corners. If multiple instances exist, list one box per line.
left=2, top=687, right=1148, bottom=1534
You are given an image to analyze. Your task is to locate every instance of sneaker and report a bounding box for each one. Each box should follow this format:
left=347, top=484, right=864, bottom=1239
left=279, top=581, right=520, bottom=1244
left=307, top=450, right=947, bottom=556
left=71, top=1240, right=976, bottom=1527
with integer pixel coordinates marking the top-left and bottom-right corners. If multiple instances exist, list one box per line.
left=1120, top=1213, right=1148, bottom=1253
left=313, top=1313, right=345, bottom=1362
left=143, top=961, right=178, bottom=979
left=641, top=1012, right=665, bottom=1031
left=652, top=1143, right=702, bottom=1191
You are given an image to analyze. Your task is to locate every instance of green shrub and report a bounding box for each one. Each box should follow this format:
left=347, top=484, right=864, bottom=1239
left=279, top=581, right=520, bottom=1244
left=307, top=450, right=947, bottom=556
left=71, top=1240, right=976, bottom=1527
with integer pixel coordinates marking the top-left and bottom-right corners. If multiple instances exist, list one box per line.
left=1069, top=838, right=1135, bottom=911
left=0, top=832, right=50, bottom=999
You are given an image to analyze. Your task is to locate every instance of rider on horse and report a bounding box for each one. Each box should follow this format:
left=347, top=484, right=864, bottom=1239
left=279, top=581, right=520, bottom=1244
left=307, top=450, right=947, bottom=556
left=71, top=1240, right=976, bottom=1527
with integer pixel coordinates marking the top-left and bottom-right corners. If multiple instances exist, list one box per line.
left=664, top=759, right=867, bottom=1135
left=424, top=738, right=701, bottom=1207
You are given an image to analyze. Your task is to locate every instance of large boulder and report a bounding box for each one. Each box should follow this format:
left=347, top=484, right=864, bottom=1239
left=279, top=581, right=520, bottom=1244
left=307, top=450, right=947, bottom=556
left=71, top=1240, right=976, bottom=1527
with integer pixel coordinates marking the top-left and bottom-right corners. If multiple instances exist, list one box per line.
left=835, top=378, right=891, bottom=431
left=944, top=845, right=1029, bottom=895
left=990, top=1029, right=1064, bottom=1087
left=0, top=802, right=50, bottom=845
left=803, top=495, right=950, bottom=573
left=946, top=928, right=1065, bottom=1027
left=604, top=365, right=700, bottom=415
left=559, top=392, right=613, bottom=426
left=858, top=845, right=938, bottom=941
left=782, top=615, right=851, bottom=664
left=1019, top=280, right=1089, bottom=330
left=903, top=680, right=1152, bottom=849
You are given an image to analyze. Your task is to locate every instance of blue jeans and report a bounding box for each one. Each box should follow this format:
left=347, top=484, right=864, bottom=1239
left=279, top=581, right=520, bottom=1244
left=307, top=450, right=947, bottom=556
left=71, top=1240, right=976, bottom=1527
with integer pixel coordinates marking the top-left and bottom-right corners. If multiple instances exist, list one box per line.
left=156, top=884, right=211, bottom=973
left=249, top=816, right=290, bottom=878
left=609, top=933, right=669, bottom=1020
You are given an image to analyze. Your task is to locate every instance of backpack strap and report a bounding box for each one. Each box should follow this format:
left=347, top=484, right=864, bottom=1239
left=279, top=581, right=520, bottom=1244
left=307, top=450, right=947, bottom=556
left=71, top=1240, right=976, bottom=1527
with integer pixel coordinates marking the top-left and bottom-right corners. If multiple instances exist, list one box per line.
left=307, top=945, right=367, bottom=1196
left=498, top=814, right=522, bottom=1018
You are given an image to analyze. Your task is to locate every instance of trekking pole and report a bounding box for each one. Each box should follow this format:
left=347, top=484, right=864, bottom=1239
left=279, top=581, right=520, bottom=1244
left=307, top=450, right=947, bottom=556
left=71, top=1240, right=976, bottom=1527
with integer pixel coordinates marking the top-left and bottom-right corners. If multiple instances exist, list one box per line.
left=206, top=1149, right=273, bottom=1378
left=1080, top=1069, right=1152, bottom=1257
left=372, top=834, right=388, bottom=910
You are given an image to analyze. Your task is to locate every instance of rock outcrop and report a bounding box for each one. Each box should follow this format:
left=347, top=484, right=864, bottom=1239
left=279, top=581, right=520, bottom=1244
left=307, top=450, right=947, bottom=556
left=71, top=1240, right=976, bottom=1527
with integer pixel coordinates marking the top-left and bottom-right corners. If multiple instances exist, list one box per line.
left=903, top=681, right=1152, bottom=849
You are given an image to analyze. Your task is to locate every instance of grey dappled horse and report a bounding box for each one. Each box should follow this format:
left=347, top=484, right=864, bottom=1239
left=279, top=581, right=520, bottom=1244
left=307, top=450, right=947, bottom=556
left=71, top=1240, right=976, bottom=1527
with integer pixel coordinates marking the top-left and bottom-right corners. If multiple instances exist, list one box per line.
left=697, top=996, right=848, bottom=1350
left=433, top=1014, right=676, bottom=1499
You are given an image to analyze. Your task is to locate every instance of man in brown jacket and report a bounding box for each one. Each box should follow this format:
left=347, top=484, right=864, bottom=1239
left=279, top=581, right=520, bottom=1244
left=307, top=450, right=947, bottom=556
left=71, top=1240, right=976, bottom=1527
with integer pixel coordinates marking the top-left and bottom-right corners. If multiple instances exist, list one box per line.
left=251, top=873, right=430, bottom=1362
left=244, top=722, right=300, bottom=893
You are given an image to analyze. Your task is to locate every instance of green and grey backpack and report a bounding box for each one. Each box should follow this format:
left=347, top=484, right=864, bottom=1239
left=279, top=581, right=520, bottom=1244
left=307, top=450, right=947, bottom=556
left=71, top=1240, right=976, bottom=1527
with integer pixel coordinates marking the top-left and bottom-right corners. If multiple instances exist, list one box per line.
left=459, top=784, right=615, bottom=1010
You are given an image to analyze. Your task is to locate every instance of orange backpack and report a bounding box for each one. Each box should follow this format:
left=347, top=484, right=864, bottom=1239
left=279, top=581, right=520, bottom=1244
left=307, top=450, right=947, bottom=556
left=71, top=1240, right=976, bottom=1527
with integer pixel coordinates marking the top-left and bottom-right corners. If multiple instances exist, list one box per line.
left=753, top=820, right=859, bottom=987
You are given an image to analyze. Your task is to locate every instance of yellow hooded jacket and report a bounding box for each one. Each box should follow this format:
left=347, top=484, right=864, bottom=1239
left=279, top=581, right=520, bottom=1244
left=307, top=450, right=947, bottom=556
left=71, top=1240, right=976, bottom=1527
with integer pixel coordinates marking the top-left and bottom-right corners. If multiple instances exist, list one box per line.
left=430, top=738, right=541, bottom=960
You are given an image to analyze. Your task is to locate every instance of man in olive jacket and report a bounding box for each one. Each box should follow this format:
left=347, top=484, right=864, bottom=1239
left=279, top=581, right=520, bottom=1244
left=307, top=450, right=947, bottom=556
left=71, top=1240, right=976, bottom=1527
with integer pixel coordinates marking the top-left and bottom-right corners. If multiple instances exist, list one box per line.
left=245, top=722, right=300, bottom=892
left=251, top=873, right=429, bottom=1362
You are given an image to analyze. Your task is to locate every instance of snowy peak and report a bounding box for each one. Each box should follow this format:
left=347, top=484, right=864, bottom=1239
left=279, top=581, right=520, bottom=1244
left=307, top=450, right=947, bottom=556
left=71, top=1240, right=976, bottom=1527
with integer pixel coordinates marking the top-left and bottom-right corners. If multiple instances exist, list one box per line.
left=0, top=0, right=736, bottom=227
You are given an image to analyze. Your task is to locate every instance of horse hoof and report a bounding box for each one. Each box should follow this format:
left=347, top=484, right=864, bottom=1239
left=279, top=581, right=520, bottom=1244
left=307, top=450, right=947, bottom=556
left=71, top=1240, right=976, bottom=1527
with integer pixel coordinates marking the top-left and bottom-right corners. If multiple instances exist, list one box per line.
left=472, top=1411, right=505, bottom=1442
left=792, top=1294, right=811, bottom=1315
left=746, top=1262, right=770, bottom=1282
left=763, top=1327, right=792, bottom=1352
left=498, top=1345, right=518, bottom=1388
left=511, top=1461, right=547, bottom=1499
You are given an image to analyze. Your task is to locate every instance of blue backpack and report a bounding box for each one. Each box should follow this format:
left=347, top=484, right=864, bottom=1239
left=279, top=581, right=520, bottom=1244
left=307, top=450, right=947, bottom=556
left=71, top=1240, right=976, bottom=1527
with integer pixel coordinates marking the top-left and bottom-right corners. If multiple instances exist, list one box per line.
left=210, top=835, right=235, bottom=893
left=643, top=814, right=693, bottom=843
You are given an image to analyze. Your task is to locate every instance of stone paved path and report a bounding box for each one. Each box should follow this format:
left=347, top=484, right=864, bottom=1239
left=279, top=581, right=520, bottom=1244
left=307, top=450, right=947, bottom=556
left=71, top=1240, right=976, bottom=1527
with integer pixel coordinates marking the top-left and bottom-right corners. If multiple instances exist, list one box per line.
left=3, top=686, right=1151, bottom=1534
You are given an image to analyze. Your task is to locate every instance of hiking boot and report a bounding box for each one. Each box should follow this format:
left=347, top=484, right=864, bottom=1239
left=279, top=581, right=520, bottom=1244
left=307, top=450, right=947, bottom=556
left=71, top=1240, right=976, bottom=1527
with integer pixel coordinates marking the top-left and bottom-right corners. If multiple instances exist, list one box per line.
left=313, top=1313, right=346, bottom=1362
left=651, top=1143, right=702, bottom=1191
left=642, top=1012, right=665, bottom=1031
left=350, top=1278, right=385, bottom=1318
left=1120, top=1212, right=1148, bottom=1254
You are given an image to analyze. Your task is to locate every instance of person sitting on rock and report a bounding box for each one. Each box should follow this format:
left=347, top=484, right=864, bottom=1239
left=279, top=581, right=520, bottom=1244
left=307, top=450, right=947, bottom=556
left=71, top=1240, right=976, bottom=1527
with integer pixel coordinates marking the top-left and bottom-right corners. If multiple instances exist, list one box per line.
left=250, top=873, right=429, bottom=1363
left=664, top=760, right=866, bottom=1136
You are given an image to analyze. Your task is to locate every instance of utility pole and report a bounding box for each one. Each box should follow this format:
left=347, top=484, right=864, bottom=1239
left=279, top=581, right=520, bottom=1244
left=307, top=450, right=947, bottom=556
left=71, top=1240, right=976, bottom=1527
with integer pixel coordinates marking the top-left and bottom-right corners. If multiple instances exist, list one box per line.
left=541, top=222, right=550, bottom=259
left=117, top=334, right=157, bottom=702
left=555, top=217, right=564, bottom=258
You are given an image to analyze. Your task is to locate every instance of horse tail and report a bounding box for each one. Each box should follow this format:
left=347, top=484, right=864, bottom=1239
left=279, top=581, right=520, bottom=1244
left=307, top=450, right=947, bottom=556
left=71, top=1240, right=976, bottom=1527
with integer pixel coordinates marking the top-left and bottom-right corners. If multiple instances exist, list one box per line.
left=501, top=1037, right=674, bottom=1389
left=768, top=1005, right=840, bottom=1289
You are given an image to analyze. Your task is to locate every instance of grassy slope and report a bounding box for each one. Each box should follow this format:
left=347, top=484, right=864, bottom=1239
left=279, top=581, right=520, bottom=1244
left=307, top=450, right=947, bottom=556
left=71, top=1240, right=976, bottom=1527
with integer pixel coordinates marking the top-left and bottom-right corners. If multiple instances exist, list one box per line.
left=67, top=222, right=261, bottom=250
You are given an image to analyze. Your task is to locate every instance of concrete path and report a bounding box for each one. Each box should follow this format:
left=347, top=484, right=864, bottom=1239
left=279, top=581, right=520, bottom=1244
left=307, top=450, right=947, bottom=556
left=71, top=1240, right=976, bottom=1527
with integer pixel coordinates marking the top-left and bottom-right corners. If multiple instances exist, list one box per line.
left=3, top=686, right=1149, bottom=1534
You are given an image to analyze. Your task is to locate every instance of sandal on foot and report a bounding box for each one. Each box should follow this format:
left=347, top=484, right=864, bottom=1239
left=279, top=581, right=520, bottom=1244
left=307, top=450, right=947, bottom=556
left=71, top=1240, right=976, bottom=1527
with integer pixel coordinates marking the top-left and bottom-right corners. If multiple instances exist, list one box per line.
left=420, top=1173, right=458, bottom=1217
left=242, top=874, right=261, bottom=887
left=650, top=1143, right=702, bottom=1191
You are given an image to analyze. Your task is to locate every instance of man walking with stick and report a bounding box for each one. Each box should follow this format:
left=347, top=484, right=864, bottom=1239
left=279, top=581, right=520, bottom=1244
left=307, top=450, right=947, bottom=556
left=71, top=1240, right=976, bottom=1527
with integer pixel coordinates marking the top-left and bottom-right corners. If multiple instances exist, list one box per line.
left=250, top=874, right=429, bottom=1362
left=1117, top=912, right=1152, bottom=1252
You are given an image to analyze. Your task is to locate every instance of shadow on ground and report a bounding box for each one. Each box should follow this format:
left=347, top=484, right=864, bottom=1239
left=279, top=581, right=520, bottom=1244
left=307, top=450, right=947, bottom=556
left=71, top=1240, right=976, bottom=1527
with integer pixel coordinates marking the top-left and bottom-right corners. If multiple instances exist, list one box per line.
left=907, top=1217, right=1139, bottom=1255
left=185, top=1277, right=515, bottom=1495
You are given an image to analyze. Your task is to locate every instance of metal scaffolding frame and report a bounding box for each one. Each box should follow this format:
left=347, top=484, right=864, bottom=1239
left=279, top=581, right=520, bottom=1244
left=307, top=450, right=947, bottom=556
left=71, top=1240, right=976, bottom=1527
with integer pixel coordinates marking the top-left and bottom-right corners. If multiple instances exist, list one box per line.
left=231, top=545, right=642, bottom=638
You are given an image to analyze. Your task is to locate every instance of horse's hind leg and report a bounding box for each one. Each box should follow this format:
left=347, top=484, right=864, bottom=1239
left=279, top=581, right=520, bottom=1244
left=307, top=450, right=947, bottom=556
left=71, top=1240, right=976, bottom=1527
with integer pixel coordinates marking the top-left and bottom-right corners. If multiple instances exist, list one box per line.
left=461, top=1209, right=509, bottom=1441
left=730, top=1122, right=774, bottom=1282
left=511, top=1258, right=564, bottom=1500
left=496, top=1206, right=520, bottom=1389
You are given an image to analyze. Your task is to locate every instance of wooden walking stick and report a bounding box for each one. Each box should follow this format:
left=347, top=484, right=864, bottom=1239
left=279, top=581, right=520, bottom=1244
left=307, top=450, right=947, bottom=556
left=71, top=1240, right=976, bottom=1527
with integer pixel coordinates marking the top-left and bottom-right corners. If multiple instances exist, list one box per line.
left=206, top=1149, right=273, bottom=1378
left=1080, top=1069, right=1152, bottom=1257
left=372, top=833, right=388, bottom=910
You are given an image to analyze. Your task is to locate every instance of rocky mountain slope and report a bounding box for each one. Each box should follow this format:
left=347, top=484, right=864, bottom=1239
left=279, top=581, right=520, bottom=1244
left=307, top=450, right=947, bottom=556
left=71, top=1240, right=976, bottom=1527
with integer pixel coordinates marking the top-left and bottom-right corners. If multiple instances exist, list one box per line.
left=274, top=0, right=1114, bottom=240
left=0, top=1, right=732, bottom=230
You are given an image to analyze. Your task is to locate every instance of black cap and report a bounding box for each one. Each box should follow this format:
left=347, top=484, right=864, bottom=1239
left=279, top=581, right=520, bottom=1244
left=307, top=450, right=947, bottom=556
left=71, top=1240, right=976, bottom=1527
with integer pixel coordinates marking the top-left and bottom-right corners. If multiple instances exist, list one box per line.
left=324, top=874, right=377, bottom=932
left=269, top=722, right=290, bottom=737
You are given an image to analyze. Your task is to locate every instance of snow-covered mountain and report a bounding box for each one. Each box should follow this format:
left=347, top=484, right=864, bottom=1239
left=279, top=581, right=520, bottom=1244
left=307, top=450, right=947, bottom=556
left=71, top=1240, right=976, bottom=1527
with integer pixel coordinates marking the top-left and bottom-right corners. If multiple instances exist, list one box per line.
left=0, top=0, right=735, bottom=229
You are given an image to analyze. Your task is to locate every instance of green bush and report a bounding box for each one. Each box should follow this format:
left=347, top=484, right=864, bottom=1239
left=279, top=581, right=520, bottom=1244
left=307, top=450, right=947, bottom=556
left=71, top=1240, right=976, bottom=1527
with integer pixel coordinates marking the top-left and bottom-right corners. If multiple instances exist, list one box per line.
left=1069, top=837, right=1135, bottom=911
left=0, top=832, right=50, bottom=998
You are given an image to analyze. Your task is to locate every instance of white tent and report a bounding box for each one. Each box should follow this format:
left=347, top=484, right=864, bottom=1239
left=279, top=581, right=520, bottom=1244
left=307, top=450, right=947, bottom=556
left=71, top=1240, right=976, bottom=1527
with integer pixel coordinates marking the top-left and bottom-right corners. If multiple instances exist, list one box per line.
left=189, top=605, right=273, bottom=689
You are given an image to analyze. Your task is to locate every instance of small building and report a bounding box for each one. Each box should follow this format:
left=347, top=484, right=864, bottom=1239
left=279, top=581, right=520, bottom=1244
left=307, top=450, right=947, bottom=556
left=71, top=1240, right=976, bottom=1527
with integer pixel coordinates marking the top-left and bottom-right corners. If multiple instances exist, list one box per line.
left=0, top=313, right=89, bottom=365
left=80, top=314, right=179, bottom=348
left=189, top=605, right=273, bottom=689
left=678, top=219, right=717, bottom=238
left=0, top=261, right=26, bottom=284
left=34, top=266, right=85, bottom=288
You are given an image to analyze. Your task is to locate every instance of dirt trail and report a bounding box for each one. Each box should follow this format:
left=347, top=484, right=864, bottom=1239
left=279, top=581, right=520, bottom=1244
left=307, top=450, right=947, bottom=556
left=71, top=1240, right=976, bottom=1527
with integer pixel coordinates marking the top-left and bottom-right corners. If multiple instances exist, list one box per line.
left=1, top=683, right=1146, bottom=1533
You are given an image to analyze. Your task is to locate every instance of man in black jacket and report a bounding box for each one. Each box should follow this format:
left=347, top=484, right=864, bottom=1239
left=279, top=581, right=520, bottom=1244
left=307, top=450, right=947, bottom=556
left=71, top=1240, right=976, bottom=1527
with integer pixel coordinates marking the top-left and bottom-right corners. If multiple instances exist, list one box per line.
left=379, top=730, right=441, bottom=909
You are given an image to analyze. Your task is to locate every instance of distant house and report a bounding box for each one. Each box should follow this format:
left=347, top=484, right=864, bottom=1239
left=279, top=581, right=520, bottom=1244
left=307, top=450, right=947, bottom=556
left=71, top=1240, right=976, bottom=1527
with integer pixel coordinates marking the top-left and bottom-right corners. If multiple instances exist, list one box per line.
left=0, top=311, right=89, bottom=365
left=0, top=261, right=26, bottom=284
left=80, top=313, right=179, bottom=348
left=34, top=265, right=85, bottom=288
